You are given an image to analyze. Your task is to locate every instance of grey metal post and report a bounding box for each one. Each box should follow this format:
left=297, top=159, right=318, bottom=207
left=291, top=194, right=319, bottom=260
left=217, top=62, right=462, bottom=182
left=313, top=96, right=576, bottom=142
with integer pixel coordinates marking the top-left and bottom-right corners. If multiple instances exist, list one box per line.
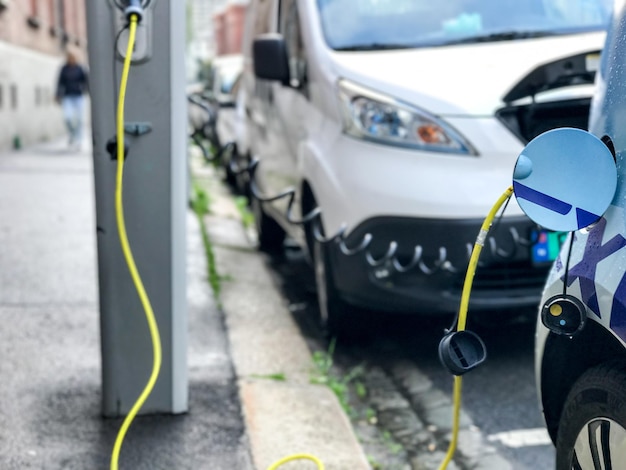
left=85, top=0, right=188, bottom=417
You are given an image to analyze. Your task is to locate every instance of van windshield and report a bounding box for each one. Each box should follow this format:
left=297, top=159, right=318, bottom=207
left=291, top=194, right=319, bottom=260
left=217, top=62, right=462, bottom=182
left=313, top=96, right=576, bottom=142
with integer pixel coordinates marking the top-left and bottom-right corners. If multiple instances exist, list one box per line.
left=316, top=0, right=613, bottom=50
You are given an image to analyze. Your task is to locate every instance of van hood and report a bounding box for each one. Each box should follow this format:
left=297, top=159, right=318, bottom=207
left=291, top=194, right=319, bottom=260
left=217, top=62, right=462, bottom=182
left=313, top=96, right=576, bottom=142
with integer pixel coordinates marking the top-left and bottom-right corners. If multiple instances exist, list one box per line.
left=329, top=32, right=605, bottom=116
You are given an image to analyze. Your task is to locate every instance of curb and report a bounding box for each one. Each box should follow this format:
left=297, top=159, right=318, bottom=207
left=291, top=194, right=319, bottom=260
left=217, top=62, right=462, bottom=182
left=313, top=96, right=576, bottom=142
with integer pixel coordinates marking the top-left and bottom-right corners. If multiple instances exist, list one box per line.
left=193, top=160, right=371, bottom=470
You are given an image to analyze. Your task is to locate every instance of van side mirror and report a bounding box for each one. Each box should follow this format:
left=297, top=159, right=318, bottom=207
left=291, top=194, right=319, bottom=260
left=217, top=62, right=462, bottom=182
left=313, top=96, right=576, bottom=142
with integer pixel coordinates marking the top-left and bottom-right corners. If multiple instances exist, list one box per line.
left=253, top=34, right=290, bottom=86
left=512, top=128, right=617, bottom=232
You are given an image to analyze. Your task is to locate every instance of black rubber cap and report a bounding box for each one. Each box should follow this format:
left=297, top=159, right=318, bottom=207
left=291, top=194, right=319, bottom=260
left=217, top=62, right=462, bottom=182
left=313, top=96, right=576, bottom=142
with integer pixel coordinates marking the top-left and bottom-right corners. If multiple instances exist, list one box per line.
left=438, top=330, right=487, bottom=376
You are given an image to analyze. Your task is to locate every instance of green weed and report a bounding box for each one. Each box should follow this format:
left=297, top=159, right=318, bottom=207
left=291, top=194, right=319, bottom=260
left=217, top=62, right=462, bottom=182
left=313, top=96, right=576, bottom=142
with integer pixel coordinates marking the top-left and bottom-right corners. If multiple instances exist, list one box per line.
left=381, top=430, right=403, bottom=454
left=250, top=373, right=287, bottom=382
left=234, top=196, right=255, bottom=229
left=191, top=183, right=222, bottom=302
left=310, top=338, right=365, bottom=417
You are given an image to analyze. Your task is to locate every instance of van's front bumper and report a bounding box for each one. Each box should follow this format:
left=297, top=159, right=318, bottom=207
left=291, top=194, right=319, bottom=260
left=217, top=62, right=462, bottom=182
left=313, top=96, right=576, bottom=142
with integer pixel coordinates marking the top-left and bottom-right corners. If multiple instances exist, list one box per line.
left=329, top=215, right=550, bottom=314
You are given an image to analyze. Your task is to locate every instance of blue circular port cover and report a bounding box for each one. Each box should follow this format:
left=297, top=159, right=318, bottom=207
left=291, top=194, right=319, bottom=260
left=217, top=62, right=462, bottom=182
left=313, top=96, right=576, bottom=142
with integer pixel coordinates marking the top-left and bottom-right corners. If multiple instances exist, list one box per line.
left=512, top=128, right=617, bottom=232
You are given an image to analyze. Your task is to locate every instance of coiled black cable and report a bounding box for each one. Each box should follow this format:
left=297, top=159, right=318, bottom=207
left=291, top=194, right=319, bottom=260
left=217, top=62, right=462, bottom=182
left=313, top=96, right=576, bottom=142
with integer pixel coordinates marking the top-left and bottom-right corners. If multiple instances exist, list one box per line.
left=222, top=146, right=530, bottom=276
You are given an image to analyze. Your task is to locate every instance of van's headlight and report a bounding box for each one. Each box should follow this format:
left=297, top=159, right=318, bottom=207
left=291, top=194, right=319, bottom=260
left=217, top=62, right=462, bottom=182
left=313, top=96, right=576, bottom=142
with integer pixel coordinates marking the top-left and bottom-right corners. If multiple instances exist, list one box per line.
left=338, top=79, right=476, bottom=155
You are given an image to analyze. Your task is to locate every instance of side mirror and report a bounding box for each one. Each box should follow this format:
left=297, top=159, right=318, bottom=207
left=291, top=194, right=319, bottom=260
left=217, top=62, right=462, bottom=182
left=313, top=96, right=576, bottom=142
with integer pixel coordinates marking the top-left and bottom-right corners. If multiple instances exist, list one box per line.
left=253, top=34, right=290, bottom=86
left=512, top=128, right=617, bottom=232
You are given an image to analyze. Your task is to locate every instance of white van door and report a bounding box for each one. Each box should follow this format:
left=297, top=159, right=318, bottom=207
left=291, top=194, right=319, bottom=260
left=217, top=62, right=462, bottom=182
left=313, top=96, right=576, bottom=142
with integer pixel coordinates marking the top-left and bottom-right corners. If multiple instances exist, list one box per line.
left=267, top=0, right=311, bottom=225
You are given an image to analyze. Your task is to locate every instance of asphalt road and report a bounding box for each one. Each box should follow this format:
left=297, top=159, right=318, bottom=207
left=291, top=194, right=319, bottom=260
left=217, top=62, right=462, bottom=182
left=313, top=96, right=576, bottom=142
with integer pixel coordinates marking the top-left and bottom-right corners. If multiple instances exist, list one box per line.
left=264, top=244, right=556, bottom=470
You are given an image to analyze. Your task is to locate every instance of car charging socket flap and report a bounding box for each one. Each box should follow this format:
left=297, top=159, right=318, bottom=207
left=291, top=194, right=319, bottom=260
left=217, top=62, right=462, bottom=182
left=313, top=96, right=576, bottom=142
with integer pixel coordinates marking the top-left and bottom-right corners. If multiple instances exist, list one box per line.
left=541, top=294, right=587, bottom=336
left=438, top=330, right=487, bottom=376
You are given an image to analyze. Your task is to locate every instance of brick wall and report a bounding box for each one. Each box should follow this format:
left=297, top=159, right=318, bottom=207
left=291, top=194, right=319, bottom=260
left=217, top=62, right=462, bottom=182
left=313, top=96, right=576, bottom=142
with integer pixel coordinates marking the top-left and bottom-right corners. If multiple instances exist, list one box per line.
left=213, top=11, right=226, bottom=56
left=225, top=4, right=245, bottom=55
left=0, top=0, right=87, bottom=59
left=0, top=0, right=88, bottom=151
left=213, top=3, right=247, bottom=56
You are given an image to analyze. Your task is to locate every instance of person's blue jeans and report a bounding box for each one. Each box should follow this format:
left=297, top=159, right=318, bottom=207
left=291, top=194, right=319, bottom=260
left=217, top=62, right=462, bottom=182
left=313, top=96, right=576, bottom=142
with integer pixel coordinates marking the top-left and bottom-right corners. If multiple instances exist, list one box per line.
left=61, top=95, right=84, bottom=145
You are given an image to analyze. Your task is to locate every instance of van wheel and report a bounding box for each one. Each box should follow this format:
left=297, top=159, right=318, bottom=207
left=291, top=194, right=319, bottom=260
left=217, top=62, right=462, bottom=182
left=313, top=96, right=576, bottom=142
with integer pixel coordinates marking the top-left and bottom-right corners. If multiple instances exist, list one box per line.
left=556, top=363, right=626, bottom=470
left=235, top=153, right=251, bottom=198
left=251, top=197, right=285, bottom=253
left=312, top=237, right=351, bottom=338
left=223, top=144, right=238, bottom=188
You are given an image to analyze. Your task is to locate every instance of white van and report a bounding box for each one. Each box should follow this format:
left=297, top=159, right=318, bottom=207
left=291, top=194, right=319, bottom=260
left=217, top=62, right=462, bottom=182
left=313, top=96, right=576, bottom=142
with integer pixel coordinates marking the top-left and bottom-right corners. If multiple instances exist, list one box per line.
left=241, top=0, right=612, bottom=334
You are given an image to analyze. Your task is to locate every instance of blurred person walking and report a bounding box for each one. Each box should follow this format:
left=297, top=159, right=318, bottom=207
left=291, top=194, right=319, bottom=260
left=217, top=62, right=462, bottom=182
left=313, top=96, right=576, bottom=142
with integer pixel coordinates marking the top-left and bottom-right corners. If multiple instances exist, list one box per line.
left=55, top=51, right=89, bottom=150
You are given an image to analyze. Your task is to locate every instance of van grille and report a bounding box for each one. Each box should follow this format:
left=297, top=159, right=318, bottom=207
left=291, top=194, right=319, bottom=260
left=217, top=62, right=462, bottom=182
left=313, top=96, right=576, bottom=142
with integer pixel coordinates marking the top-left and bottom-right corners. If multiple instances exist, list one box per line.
left=454, top=262, right=551, bottom=291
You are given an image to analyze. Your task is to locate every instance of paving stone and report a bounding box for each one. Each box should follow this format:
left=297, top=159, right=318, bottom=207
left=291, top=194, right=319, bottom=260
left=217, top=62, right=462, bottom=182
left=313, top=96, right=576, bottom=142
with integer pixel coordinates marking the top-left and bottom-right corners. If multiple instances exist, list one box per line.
left=367, top=368, right=412, bottom=411
left=412, top=388, right=452, bottom=412
left=391, top=362, right=434, bottom=395
left=371, top=395, right=412, bottom=412
left=398, top=429, right=435, bottom=450
left=456, top=428, right=498, bottom=468
left=423, top=405, right=473, bottom=434
left=410, top=451, right=460, bottom=470
left=471, top=452, right=515, bottom=470
left=378, top=409, right=425, bottom=435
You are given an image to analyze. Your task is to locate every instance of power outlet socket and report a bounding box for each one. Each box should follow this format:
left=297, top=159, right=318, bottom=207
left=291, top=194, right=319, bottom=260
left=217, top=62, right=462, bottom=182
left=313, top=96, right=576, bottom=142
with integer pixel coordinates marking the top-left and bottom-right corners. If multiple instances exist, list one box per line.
left=111, top=2, right=153, bottom=63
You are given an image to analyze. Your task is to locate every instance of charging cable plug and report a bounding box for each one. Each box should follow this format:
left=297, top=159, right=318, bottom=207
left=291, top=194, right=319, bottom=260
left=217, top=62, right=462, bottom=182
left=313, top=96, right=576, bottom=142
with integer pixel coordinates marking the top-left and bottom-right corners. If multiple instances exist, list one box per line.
left=124, top=0, right=144, bottom=23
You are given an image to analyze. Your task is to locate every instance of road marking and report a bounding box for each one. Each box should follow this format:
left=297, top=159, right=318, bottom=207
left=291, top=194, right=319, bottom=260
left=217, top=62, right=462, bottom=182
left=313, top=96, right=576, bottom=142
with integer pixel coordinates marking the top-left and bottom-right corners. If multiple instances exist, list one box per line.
left=487, top=428, right=552, bottom=448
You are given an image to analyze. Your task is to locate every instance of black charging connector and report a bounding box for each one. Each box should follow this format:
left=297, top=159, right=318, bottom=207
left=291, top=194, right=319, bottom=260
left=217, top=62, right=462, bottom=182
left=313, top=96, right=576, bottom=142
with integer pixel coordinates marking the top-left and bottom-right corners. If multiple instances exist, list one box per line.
left=106, top=137, right=130, bottom=161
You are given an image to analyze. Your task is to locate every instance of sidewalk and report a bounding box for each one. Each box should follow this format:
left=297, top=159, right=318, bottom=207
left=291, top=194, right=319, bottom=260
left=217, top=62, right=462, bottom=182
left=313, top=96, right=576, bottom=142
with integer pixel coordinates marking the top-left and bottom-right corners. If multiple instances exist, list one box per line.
left=0, top=137, right=369, bottom=469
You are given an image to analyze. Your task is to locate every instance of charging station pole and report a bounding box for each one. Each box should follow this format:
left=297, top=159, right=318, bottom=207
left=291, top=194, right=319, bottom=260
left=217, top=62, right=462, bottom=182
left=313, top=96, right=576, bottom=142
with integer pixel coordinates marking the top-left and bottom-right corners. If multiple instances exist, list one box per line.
left=85, top=0, right=188, bottom=416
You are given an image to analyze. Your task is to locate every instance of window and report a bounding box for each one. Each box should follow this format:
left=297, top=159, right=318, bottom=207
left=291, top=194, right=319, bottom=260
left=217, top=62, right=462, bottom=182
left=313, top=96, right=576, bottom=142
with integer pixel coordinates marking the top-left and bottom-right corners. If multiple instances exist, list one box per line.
left=10, top=84, right=17, bottom=110
left=27, top=0, right=41, bottom=28
left=279, top=0, right=307, bottom=89
left=48, top=0, right=57, bottom=36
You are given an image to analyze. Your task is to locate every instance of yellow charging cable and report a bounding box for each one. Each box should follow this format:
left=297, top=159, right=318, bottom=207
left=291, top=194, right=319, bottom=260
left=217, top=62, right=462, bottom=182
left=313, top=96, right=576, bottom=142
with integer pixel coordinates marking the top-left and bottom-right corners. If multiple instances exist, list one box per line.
left=110, top=14, right=163, bottom=470
left=267, top=453, right=324, bottom=469
left=264, top=185, right=510, bottom=470
left=110, top=15, right=322, bottom=470
left=438, top=186, right=514, bottom=470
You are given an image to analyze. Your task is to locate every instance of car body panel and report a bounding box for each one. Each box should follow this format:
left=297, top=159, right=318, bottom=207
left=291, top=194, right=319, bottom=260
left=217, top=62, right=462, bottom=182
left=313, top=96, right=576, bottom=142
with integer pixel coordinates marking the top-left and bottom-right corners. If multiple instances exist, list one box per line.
left=535, top=0, right=626, bottom=445
left=329, top=33, right=605, bottom=116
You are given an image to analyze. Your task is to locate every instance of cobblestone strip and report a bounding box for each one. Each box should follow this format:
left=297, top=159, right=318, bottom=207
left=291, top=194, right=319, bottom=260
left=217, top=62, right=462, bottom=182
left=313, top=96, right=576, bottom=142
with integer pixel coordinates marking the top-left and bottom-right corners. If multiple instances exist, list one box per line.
left=389, top=361, right=514, bottom=470
left=364, top=366, right=459, bottom=470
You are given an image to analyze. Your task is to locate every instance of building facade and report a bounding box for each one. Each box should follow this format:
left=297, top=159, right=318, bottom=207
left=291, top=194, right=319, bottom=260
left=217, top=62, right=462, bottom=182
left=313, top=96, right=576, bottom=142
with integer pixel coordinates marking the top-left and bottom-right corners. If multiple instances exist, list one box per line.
left=0, top=0, right=88, bottom=151
left=187, top=0, right=248, bottom=83
left=213, top=1, right=246, bottom=56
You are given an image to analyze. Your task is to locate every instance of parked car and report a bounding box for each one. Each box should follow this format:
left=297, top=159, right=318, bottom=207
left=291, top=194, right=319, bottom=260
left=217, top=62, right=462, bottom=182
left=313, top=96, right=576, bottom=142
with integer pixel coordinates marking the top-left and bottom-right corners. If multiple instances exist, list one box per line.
left=187, top=54, right=243, bottom=180
left=187, top=84, right=219, bottom=160
left=205, top=54, right=243, bottom=108
left=202, top=55, right=247, bottom=188
left=242, top=0, right=612, bottom=333
left=535, top=2, right=626, bottom=468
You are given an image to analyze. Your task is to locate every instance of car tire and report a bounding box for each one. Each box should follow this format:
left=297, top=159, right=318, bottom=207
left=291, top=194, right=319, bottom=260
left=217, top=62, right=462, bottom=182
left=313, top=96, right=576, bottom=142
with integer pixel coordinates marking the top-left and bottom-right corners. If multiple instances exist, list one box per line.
left=251, top=197, right=285, bottom=253
left=223, top=144, right=238, bottom=188
left=312, top=233, right=353, bottom=339
left=235, top=153, right=252, bottom=199
left=555, top=363, right=626, bottom=470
